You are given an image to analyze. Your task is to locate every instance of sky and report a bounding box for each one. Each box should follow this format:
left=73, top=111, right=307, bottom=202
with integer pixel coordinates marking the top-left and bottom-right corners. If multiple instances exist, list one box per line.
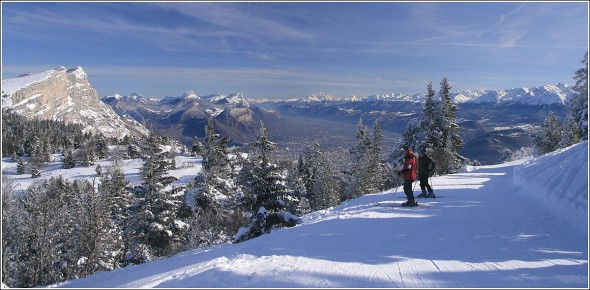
left=2, top=141, right=587, bottom=288
left=1, top=1, right=588, bottom=100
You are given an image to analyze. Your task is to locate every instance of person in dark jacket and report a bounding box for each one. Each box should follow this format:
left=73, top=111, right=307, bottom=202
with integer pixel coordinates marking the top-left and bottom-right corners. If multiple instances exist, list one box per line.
left=416, top=148, right=436, bottom=198
left=397, top=145, right=418, bottom=206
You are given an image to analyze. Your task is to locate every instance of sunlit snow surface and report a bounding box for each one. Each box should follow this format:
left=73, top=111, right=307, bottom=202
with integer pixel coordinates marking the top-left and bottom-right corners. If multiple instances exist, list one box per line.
left=2, top=142, right=587, bottom=288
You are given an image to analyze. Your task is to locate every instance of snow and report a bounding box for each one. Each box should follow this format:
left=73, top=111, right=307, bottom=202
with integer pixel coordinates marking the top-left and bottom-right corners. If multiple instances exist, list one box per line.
left=1, top=147, right=202, bottom=194
left=1, top=141, right=577, bottom=288
left=1, top=142, right=587, bottom=288
left=1, top=69, right=54, bottom=97
left=287, top=84, right=574, bottom=106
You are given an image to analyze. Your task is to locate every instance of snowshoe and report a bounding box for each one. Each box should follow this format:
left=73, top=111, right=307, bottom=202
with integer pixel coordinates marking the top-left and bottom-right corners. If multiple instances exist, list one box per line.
left=427, top=192, right=436, bottom=198
left=417, top=193, right=427, bottom=198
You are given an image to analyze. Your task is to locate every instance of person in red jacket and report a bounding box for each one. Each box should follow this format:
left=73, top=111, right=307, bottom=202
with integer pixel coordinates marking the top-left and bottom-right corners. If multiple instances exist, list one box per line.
left=398, top=145, right=418, bottom=207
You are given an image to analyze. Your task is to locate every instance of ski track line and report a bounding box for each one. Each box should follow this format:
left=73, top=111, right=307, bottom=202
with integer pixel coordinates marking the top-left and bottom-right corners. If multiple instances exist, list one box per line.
left=396, top=260, right=406, bottom=288
left=122, top=256, right=228, bottom=288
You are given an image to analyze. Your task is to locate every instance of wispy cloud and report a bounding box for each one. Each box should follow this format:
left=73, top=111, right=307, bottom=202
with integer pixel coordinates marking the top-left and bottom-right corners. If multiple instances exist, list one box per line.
left=153, top=2, right=314, bottom=44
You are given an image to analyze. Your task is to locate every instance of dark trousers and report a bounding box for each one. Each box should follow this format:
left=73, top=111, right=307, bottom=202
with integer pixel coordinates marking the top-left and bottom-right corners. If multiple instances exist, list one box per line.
left=419, top=173, right=433, bottom=193
left=403, top=179, right=415, bottom=202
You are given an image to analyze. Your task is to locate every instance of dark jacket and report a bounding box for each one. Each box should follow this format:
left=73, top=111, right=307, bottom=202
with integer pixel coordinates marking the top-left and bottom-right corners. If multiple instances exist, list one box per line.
left=418, top=154, right=435, bottom=175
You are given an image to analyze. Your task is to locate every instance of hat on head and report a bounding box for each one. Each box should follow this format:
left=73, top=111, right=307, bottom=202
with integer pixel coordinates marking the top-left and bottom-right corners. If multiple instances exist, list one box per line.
left=402, top=145, right=411, bottom=151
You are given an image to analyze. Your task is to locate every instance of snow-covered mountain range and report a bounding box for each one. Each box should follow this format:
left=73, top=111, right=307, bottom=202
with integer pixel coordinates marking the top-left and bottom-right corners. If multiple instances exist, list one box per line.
left=253, top=83, right=575, bottom=105
left=101, top=90, right=279, bottom=146
left=1, top=66, right=149, bottom=139
left=2, top=66, right=577, bottom=165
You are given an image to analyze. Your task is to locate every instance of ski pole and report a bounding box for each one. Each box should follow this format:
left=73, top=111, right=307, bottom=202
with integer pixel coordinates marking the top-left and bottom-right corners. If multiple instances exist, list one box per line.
left=392, top=183, right=399, bottom=203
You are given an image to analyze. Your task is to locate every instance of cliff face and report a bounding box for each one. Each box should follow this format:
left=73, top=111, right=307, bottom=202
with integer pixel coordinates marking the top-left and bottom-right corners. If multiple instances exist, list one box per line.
left=2, top=66, right=148, bottom=139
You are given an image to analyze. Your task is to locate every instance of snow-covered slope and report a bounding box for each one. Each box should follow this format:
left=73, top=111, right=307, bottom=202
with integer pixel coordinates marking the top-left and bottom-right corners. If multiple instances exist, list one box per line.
left=1, top=66, right=149, bottom=139
left=41, top=141, right=587, bottom=288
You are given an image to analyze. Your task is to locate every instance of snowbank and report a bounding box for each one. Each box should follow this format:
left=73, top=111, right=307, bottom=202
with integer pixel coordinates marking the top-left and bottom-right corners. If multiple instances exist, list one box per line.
left=513, top=141, right=588, bottom=233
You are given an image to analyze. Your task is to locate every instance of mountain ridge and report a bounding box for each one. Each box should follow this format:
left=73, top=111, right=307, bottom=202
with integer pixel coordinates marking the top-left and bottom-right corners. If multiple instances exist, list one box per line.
left=1, top=66, right=149, bottom=139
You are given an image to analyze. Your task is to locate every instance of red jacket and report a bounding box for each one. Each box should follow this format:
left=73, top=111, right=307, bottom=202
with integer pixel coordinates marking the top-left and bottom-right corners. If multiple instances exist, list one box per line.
left=401, top=150, right=417, bottom=181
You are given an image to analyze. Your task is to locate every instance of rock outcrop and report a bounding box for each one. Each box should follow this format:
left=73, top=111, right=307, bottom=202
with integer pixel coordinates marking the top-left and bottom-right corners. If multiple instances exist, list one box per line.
left=2, top=66, right=149, bottom=139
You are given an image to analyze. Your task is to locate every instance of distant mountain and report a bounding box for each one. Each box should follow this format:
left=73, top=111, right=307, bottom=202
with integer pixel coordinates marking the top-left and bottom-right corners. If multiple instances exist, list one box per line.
left=102, top=83, right=575, bottom=165
left=251, top=83, right=576, bottom=105
left=1, top=66, right=149, bottom=139
left=251, top=84, right=575, bottom=165
left=102, top=91, right=280, bottom=146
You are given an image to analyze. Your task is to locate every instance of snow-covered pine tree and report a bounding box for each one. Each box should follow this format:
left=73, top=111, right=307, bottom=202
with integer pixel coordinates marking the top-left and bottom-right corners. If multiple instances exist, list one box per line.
left=77, top=145, right=96, bottom=167
left=30, top=164, right=41, bottom=178
left=194, top=118, right=236, bottom=209
left=16, top=156, right=26, bottom=175
left=286, top=154, right=312, bottom=216
left=569, top=51, right=588, bottom=140
left=348, top=118, right=388, bottom=198
left=190, top=136, right=204, bottom=157
left=561, top=115, right=581, bottom=148
left=9, top=178, right=78, bottom=287
left=124, top=132, right=185, bottom=264
left=533, top=111, right=564, bottom=155
left=96, top=167, right=131, bottom=270
left=306, top=144, right=341, bottom=211
left=68, top=178, right=121, bottom=278
left=95, top=164, right=103, bottom=177
left=62, top=147, right=76, bottom=169
left=434, top=77, right=464, bottom=174
left=235, top=122, right=299, bottom=243
left=367, top=120, right=386, bottom=191
left=1, top=175, right=24, bottom=287
left=184, top=118, right=243, bottom=247
left=94, top=134, right=109, bottom=160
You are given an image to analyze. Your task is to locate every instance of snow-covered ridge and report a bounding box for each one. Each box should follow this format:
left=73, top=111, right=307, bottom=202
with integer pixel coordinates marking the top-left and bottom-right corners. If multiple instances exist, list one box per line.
left=250, top=84, right=575, bottom=106
left=1, top=68, right=55, bottom=98
left=104, top=91, right=250, bottom=108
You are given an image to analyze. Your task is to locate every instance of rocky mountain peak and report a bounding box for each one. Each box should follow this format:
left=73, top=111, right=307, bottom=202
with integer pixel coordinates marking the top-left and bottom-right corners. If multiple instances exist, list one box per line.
left=1, top=66, right=149, bottom=139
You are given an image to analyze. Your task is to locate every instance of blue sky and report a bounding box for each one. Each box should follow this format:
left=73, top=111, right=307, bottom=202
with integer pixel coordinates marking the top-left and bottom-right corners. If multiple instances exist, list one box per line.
left=2, top=1, right=588, bottom=99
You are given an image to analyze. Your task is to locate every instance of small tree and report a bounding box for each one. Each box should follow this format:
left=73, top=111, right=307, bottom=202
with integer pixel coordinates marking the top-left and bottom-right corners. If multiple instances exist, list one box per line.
left=533, top=111, right=564, bottom=155
left=16, top=156, right=26, bottom=175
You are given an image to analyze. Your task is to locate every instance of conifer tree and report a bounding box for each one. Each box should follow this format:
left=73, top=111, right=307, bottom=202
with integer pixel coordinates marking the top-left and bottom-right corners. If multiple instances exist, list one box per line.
left=348, top=119, right=386, bottom=198
left=533, top=111, right=564, bottom=155
left=16, top=156, right=26, bottom=175
left=434, top=77, right=464, bottom=174
left=30, top=164, right=41, bottom=178
left=124, top=132, right=185, bottom=264
left=304, top=144, right=341, bottom=211
left=561, top=115, right=581, bottom=148
left=190, top=137, right=204, bottom=157
left=235, top=122, right=299, bottom=242
left=97, top=167, right=130, bottom=269
left=94, top=134, right=109, bottom=160
left=184, top=118, right=242, bottom=246
left=191, top=118, right=237, bottom=210
left=569, top=51, right=588, bottom=140
left=62, top=148, right=76, bottom=169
